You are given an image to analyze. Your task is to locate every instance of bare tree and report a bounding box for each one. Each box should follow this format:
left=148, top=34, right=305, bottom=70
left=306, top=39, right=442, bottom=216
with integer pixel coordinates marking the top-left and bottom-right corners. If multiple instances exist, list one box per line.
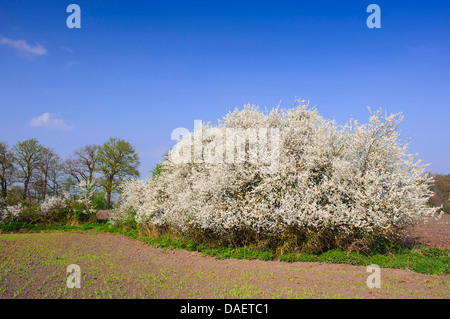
left=63, top=145, right=99, bottom=187
left=12, top=138, right=45, bottom=199
left=38, top=147, right=61, bottom=200
left=0, top=142, right=15, bottom=198
left=47, top=157, right=64, bottom=197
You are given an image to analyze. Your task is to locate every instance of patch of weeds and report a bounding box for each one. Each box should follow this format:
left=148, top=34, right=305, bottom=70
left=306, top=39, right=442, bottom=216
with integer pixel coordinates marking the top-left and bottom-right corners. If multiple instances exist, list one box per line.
left=319, top=249, right=367, bottom=266
left=214, top=279, right=262, bottom=298
left=280, top=252, right=320, bottom=263
left=201, top=245, right=273, bottom=261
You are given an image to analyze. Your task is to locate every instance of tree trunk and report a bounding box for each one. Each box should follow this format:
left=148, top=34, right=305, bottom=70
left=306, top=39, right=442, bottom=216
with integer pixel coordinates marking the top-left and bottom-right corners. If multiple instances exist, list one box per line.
left=105, top=178, right=114, bottom=209
left=42, top=175, right=48, bottom=200
left=106, top=191, right=111, bottom=210
left=1, top=179, right=7, bottom=198
left=24, top=179, right=29, bottom=199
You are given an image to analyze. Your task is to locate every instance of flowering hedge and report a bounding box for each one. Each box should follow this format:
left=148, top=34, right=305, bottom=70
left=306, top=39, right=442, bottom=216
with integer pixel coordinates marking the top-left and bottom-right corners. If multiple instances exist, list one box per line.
left=119, top=101, right=437, bottom=252
left=0, top=198, right=22, bottom=225
left=0, top=182, right=97, bottom=226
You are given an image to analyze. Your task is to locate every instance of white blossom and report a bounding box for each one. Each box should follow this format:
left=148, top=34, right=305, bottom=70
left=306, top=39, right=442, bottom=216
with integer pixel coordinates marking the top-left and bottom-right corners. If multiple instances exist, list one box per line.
left=119, top=101, right=437, bottom=241
left=0, top=202, right=22, bottom=224
left=40, top=192, right=71, bottom=214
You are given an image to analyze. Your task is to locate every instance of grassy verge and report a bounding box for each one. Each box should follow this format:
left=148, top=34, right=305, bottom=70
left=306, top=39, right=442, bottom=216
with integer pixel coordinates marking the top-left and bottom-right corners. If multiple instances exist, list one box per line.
left=280, top=247, right=450, bottom=275
left=1, top=222, right=449, bottom=276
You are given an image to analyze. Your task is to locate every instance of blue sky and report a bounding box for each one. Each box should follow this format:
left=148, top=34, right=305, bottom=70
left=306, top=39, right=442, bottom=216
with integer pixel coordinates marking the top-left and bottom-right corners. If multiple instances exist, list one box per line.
left=1, top=0, right=449, bottom=177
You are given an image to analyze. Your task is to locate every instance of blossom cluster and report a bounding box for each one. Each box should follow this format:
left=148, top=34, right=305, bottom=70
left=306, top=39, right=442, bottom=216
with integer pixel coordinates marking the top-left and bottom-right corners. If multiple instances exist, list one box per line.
left=0, top=201, right=22, bottom=224
left=0, top=181, right=97, bottom=226
left=120, top=101, right=437, bottom=240
left=40, top=183, right=96, bottom=216
left=40, top=192, right=72, bottom=214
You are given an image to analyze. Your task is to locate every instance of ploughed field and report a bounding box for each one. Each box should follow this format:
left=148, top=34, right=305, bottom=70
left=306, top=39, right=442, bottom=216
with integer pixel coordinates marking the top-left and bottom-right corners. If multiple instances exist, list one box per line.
left=0, top=215, right=449, bottom=299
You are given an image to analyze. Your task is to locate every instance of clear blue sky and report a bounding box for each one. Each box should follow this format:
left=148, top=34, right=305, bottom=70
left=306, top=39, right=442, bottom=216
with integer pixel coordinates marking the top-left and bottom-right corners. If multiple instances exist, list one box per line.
left=1, top=0, right=449, bottom=177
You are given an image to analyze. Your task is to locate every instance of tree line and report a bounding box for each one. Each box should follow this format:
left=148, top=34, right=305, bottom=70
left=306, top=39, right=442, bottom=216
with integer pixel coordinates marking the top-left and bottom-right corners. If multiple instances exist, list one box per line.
left=0, top=137, right=140, bottom=209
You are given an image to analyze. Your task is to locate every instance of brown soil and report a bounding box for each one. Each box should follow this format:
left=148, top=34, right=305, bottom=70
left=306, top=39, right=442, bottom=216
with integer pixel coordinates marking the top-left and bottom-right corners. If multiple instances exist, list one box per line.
left=403, top=213, right=450, bottom=250
left=0, top=222, right=449, bottom=299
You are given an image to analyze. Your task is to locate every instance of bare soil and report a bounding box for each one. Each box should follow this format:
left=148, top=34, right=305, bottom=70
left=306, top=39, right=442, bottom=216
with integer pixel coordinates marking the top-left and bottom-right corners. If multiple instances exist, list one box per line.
left=403, top=213, right=450, bottom=250
left=0, top=214, right=449, bottom=299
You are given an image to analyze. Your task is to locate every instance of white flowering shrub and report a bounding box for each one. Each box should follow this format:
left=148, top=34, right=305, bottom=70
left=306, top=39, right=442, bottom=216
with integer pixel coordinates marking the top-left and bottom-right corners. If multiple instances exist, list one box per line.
left=73, top=181, right=97, bottom=215
left=74, top=180, right=94, bottom=200
left=40, top=192, right=72, bottom=215
left=0, top=197, right=6, bottom=208
left=114, top=178, right=148, bottom=225
left=40, top=182, right=96, bottom=223
left=120, top=101, right=437, bottom=252
left=1, top=182, right=98, bottom=227
left=0, top=202, right=23, bottom=225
